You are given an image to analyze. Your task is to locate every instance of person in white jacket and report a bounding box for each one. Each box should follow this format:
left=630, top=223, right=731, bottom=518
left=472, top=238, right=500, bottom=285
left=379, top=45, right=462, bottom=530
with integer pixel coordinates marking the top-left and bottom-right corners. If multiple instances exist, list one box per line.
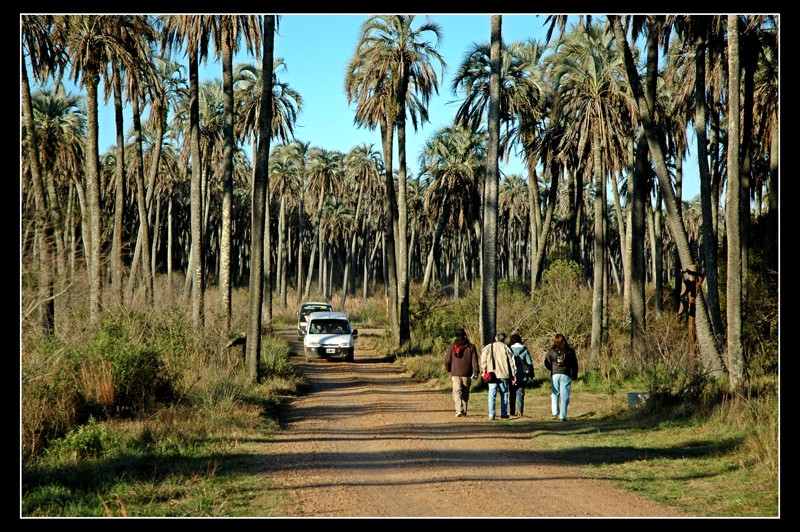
left=480, top=332, right=517, bottom=420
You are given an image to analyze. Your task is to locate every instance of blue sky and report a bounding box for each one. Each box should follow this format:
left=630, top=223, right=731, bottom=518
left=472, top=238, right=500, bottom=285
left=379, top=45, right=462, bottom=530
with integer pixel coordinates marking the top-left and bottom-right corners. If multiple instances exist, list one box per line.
left=92, top=14, right=701, bottom=199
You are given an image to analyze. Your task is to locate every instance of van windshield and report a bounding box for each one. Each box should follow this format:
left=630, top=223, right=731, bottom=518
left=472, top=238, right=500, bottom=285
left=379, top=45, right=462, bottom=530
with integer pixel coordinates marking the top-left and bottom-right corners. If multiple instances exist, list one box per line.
left=301, top=305, right=332, bottom=318
left=308, top=319, right=350, bottom=335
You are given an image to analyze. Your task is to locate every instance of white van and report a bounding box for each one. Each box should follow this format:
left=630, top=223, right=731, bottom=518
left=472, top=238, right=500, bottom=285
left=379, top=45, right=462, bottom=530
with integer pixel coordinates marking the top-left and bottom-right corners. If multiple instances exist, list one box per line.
left=303, top=311, right=358, bottom=362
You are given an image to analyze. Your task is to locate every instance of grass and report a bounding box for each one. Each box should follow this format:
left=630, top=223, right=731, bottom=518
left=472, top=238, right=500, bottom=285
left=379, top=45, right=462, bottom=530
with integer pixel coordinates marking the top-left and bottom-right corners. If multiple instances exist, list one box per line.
left=21, top=274, right=779, bottom=518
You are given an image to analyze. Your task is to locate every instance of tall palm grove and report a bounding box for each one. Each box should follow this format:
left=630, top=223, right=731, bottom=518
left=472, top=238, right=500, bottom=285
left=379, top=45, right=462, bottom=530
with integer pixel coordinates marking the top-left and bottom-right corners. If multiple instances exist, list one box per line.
left=21, top=14, right=778, bottom=395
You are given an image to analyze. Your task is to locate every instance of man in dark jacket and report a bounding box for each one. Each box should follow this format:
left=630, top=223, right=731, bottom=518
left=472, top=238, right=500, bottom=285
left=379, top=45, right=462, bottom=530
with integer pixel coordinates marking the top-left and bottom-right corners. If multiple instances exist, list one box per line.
left=444, top=329, right=480, bottom=417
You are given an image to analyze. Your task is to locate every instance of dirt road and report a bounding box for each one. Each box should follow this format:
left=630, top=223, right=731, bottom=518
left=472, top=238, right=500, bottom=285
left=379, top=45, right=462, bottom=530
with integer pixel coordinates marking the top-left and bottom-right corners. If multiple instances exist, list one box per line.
left=255, top=330, right=689, bottom=518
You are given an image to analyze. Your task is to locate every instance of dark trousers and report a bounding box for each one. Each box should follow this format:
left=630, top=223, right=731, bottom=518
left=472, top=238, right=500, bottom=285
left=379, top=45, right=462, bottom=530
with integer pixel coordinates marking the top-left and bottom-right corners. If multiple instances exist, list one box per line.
left=509, top=381, right=526, bottom=415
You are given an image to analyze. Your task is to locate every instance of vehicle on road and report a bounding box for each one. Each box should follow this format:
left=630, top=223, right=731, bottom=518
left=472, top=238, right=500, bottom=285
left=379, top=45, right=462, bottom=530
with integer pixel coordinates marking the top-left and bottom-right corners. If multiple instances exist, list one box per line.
left=303, top=311, right=358, bottom=362
left=297, top=301, right=334, bottom=339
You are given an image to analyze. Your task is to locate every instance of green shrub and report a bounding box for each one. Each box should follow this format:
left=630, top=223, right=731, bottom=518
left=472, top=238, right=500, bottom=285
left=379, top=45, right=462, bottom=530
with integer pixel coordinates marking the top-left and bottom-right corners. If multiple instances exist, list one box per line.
left=259, top=333, right=297, bottom=379
left=90, top=320, right=177, bottom=415
left=43, top=417, right=117, bottom=462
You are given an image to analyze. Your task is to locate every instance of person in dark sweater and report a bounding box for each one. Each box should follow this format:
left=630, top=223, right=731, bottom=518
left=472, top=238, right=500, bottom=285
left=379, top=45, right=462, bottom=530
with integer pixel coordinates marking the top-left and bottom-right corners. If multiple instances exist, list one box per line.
left=544, top=333, right=579, bottom=421
left=444, top=329, right=480, bottom=417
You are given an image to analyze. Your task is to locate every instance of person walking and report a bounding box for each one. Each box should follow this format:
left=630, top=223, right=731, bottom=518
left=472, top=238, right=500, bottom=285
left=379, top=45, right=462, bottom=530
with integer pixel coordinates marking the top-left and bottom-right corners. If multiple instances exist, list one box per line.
left=480, top=332, right=517, bottom=420
left=544, top=333, right=579, bottom=421
left=508, top=333, right=534, bottom=417
left=444, top=329, right=480, bottom=417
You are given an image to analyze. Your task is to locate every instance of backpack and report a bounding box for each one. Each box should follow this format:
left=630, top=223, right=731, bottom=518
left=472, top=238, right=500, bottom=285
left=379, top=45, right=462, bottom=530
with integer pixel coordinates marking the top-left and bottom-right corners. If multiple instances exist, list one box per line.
left=522, top=357, right=534, bottom=379
left=513, top=346, right=534, bottom=380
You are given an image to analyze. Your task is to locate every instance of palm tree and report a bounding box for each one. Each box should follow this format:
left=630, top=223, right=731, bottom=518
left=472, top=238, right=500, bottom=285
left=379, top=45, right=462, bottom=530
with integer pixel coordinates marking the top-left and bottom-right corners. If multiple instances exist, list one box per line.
left=451, top=36, right=549, bottom=293
left=144, top=56, right=186, bottom=286
left=608, top=15, right=726, bottom=378
left=547, top=20, right=636, bottom=356
left=234, top=56, right=302, bottom=317
left=60, top=15, right=142, bottom=325
left=22, top=15, right=61, bottom=338
left=22, top=75, right=81, bottom=338
left=303, top=147, right=344, bottom=299
left=345, top=14, right=445, bottom=348
left=499, top=173, right=529, bottom=280
left=208, top=15, right=262, bottom=334
left=114, top=16, right=162, bottom=306
left=27, top=85, right=85, bottom=288
left=340, top=144, right=382, bottom=308
left=234, top=58, right=302, bottom=149
left=345, top=50, right=400, bottom=339
left=268, top=143, right=301, bottom=308
left=418, top=124, right=486, bottom=296
left=275, top=140, right=313, bottom=301
left=246, top=15, right=276, bottom=382
left=160, top=14, right=215, bottom=328
left=669, top=16, right=727, bottom=341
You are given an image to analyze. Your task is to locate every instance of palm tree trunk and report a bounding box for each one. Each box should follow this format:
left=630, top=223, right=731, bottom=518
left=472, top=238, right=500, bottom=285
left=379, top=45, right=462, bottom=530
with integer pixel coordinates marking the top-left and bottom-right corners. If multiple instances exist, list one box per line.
left=764, top=112, right=778, bottom=273
left=739, top=24, right=759, bottom=306
left=673, top=150, right=684, bottom=307
left=263, top=189, right=273, bottom=332
left=151, top=195, right=161, bottom=280
left=278, top=195, right=288, bottom=307
left=21, top=55, right=55, bottom=338
left=167, top=193, right=173, bottom=286
left=188, top=50, right=205, bottom=328
left=609, top=165, right=629, bottom=303
left=85, top=73, right=103, bottom=325
left=591, top=134, right=604, bottom=357
left=422, top=212, right=447, bottom=295
left=126, top=90, right=154, bottom=304
left=652, top=191, right=664, bottom=313
left=380, top=120, right=400, bottom=342
left=396, top=85, right=411, bottom=347
left=531, top=160, right=559, bottom=290
left=220, top=17, right=235, bottom=334
left=725, top=14, right=744, bottom=392
left=693, top=21, right=724, bottom=340
left=527, top=158, right=541, bottom=293
left=340, top=180, right=364, bottom=309
left=296, top=189, right=304, bottom=302
left=303, top=191, right=324, bottom=299
left=631, top=25, right=659, bottom=354
left=111, top=67, right=125, bottom=303
left=480, top=14, right=502, bottom=347
left=246, top=15, right=275, bottom=381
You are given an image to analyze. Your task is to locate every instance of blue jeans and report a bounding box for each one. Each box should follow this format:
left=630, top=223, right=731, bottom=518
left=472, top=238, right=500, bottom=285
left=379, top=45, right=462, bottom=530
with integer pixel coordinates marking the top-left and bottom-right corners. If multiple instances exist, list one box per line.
left=551, top=373, right=572, bottom=420
left=488, top=379, right=510, bottom=418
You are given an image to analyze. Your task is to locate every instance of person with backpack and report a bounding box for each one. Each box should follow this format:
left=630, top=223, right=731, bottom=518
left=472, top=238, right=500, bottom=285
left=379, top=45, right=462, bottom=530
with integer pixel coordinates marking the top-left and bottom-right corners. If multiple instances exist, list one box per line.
left=444, top=329, right=480, bottom=417
left=508, top=333, right=534, bottom=417
left=544, top=333, right=579, bottom=421
left=480, top=332, right=517, bottom=420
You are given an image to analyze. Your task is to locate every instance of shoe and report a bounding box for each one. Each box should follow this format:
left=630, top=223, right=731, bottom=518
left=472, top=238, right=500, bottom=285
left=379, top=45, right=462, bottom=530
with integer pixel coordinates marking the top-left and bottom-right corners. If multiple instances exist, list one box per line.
left=500, top=415, right=510, bottom=419
left=560, top=418, right=566, bottom=422
left=552, top=414, right=559, bottom=419
left=489, top=415, right=496, bottom=420
left=455, top=412, right=465, bottom=417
